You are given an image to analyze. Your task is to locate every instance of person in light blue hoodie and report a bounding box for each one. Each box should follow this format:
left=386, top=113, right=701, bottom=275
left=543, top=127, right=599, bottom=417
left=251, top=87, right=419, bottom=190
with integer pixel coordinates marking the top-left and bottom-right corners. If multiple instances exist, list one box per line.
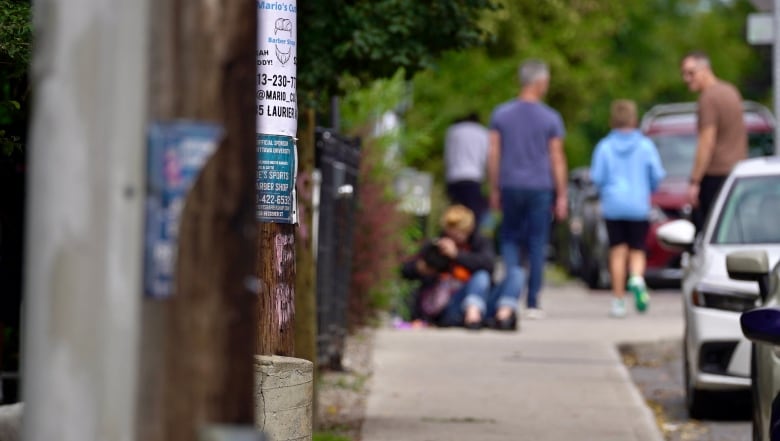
left=590, top=99, right=666, bottom=318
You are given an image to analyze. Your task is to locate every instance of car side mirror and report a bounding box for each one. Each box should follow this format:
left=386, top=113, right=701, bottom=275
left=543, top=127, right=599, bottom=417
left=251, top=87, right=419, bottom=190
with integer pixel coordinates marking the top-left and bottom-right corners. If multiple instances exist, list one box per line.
left=741, top=307, right=780, bottom=345
left=727, top=250, right=770, bottom=301
left=656, top=219, right=695, bottom=252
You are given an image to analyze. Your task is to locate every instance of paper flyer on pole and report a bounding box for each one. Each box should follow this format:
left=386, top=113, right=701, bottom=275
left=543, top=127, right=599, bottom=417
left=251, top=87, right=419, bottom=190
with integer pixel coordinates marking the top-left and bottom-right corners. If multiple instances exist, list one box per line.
left=257, top=1, right=298, bottom=224
left=257, top=1, right=297, bottom=137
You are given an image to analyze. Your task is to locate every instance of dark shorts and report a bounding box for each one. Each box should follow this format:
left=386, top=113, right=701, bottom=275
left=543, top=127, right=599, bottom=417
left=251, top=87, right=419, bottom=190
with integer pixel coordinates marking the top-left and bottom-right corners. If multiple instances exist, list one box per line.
left=605, top=220, right=649, bottom=250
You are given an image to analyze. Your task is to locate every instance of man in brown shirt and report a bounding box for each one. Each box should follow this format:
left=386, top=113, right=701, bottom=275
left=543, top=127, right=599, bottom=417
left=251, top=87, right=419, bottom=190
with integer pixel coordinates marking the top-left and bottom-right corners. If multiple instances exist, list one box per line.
left=680, top=51, right=747, bottom=230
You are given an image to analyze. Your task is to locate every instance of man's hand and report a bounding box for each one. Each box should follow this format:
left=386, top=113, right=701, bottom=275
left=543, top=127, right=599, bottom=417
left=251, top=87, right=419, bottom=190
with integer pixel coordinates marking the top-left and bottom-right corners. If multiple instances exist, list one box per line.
left=415, top=259, right=437, bottom=276
left=489, top=190, right=501, bottom=211
left=554, top=195, right=568, bottom=221
left=487, top=131, right=501, bottom=211
left=688, top=182, right=700, bottom=207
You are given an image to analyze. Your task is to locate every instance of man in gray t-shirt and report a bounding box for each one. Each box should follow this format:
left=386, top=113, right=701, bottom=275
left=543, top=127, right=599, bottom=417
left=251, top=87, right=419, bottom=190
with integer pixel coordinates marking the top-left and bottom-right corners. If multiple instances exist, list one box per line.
left=486, top=59, right=568, bottom=328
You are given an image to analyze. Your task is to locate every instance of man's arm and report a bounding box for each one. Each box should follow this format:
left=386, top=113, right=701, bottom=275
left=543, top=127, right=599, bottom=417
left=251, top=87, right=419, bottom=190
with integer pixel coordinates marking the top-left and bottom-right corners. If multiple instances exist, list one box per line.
left=487, top=130, right=501, bottom=211
left=549, top=136, right=568, bottom=220
left=690, top=124, right=716, bottom=184
left=688, top=124, right=716, bottom=206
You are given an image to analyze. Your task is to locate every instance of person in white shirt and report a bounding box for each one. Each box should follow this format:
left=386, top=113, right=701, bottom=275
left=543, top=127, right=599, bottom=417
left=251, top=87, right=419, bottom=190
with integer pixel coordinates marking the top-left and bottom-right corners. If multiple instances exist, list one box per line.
left=444, top=112, right=490, bottom=225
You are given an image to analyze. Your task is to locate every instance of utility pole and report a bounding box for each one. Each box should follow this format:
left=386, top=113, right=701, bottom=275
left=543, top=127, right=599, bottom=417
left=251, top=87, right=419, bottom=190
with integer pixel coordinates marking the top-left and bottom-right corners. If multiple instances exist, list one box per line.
left=294, top=108, right=318, bottom=370
left=256, top=2, right=298, bottom=357
left=775, top=0, right=780, bottom=151
left=21, top=0, right=148, bottom=440
left=136, top=1, right=259, bottom=441
left=253, top=5, right=313, bottom=440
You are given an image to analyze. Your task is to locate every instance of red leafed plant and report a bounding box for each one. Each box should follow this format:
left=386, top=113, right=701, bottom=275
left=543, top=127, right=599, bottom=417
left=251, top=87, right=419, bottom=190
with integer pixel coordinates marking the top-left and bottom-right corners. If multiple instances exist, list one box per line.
left=347, top=138, right=416, bottom=330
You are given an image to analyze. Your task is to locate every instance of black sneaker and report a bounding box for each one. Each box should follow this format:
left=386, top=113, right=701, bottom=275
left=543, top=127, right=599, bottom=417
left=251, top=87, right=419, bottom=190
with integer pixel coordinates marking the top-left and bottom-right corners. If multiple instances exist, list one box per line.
left=494, top=312, right=518, bottom=331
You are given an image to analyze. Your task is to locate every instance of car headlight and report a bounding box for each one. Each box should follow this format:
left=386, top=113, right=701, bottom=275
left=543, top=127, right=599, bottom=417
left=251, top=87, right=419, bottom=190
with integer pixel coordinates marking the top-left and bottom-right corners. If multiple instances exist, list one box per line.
left=648, top=205, right=668, bottom=224
left=692, top=285, right=758, bottom=312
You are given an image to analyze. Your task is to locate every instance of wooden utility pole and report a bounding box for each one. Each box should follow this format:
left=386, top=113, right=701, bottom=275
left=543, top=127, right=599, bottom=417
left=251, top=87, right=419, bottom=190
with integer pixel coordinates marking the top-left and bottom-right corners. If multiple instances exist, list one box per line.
left=253, top=6, right=313, bottom=437
left=293, top=108, right=318, bottom=365
left=137, top=1, right=258, bottom=440
left=256, top=223, right=296, bottom=356
left=256, top=3, right=299, bottom=357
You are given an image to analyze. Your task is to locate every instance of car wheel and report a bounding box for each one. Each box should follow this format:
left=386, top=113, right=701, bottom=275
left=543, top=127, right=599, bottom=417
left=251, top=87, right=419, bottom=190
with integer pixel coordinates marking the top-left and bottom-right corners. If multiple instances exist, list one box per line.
left=753, top=344, right=764, bottom=441
left=567, top=240, right=583, bottom=277
left=584, top=256, right=601, bottom=290
left=684, top=336, right=709, bottom=419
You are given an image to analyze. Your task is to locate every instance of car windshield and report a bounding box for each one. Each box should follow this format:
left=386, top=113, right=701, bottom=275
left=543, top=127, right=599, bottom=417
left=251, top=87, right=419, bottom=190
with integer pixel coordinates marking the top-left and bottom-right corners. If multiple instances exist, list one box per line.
left=650, top=132, right=775, bottom=179
left=713, top=175, right=780, bottom=244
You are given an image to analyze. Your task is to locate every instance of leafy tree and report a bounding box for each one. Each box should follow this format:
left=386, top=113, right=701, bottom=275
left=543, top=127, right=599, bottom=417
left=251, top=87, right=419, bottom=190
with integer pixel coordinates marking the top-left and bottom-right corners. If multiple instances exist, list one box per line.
left=403, top=0, right=768, bottom=176
left=0, top=0, right=32, bottom=156
left=297, top=0, right=498, bottom=111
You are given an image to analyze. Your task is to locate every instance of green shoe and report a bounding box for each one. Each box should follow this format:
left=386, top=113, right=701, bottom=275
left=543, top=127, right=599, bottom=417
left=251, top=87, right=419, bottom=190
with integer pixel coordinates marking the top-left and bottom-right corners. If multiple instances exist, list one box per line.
left=628, top=276, right=650, bottom=313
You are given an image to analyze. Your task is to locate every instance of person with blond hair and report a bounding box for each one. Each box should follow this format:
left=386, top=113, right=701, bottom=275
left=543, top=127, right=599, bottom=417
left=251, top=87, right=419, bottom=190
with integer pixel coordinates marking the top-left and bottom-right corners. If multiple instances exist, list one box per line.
left=590, top=99, right=666, bottom=318
left=401, top=204, right=495, bottom=329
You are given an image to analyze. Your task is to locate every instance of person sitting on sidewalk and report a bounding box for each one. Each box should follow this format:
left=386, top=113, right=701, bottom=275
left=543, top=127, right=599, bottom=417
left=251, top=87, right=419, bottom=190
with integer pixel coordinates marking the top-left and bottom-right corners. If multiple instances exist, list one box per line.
left=401, top=204, right=495, bottom=329
left=589, top=99, right=666, bottom=318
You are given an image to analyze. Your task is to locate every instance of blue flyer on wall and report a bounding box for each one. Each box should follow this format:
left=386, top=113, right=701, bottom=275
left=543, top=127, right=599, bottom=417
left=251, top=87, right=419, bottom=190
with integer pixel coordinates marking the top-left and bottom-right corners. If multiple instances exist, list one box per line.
left=257, top=133, right=297, bottom=223
left=144, top=121, right=222, bottom=299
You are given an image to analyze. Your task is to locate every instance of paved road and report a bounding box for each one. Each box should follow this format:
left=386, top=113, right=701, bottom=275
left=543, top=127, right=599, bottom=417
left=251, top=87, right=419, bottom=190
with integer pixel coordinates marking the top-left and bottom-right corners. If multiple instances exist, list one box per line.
left=621, top=338, right=750, bottom=441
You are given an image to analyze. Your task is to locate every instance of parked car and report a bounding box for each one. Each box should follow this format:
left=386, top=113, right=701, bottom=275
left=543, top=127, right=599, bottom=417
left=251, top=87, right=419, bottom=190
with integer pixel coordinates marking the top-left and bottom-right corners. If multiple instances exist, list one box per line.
left=551, top=167, right=592, bottom=277
left=657, top=156, right=780, bottom=419
left=734, top=256, right=780, bottom=441
left=641, top=101, right=775, bottom=284
left=578, top=189, right=611, bottom=289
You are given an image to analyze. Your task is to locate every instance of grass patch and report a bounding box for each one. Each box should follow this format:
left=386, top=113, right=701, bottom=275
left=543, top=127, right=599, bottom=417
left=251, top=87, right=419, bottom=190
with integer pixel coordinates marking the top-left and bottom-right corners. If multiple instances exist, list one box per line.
left=421, top=416, right=497, bottom=424
left=318, top=372, right=369, bottom=392
left=313, top=432, right=352, bottom=441
left=544, top=264, right=574, bottom=286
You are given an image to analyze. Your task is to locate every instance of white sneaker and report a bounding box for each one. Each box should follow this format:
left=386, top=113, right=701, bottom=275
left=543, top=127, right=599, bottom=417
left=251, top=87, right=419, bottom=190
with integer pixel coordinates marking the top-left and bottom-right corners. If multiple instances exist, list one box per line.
left=524, top=308, right=546, bottom=320
left=609, top=298, right=627, bottom=318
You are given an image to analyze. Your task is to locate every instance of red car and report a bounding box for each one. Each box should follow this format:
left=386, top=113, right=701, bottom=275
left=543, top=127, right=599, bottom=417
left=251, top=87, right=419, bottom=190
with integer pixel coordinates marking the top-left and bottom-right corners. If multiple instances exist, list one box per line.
left=640, top=101, right=775, bottom=285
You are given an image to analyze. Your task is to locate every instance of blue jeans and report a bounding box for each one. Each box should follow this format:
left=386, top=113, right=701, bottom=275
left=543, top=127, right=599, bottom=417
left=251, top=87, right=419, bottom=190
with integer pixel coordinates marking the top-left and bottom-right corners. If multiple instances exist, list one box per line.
left=492, top=188, right=553, bottom=310
left=439, top=270, right=491, bottom=326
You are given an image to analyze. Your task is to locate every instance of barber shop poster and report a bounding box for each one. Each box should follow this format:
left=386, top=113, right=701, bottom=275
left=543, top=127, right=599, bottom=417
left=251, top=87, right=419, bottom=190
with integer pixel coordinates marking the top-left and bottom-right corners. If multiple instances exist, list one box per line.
left=257, top=1, right=297, bottom=224
left=257, top=1, right=297, bottom=137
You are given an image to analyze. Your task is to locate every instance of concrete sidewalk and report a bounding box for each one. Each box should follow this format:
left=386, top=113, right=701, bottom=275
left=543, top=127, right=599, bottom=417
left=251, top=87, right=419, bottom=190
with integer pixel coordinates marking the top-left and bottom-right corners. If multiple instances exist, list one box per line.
left=360, top=282, right=683, bottom=441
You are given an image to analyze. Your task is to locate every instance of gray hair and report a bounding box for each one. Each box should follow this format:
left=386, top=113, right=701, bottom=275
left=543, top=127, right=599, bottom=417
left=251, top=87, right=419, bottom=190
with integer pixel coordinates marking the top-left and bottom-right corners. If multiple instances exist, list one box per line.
left=518, top=59, right=549, bottom=88
left=682, top=51, right=711, bottom=68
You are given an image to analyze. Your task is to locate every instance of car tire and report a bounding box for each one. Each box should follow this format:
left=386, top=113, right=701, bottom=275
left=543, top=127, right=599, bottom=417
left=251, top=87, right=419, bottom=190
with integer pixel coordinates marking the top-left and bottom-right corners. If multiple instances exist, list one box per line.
left=567, top=240, right=583, bottom=277
left=584, top=257, right=601, bottom=290
left=684, top=337, right=709, bottom=419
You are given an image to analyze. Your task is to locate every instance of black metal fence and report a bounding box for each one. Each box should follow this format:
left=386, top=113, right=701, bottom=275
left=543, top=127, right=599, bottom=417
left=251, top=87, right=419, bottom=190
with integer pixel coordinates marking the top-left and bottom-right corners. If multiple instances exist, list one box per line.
left=315, top=128, right=361, bottom=370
